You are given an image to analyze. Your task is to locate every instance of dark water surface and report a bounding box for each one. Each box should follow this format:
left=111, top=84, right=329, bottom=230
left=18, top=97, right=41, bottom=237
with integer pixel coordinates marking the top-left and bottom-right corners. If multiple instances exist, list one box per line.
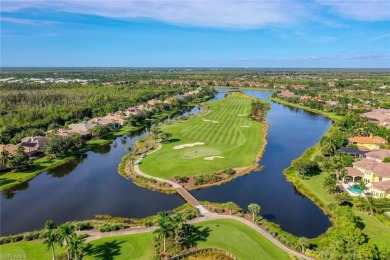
left=1, top=89, right=331, bottom=237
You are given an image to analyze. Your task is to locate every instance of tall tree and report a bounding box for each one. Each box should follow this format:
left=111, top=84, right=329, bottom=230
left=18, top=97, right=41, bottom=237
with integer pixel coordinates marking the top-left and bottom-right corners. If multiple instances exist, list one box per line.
left=154, top=211, right=173, bottom=253
left=248, top=203, right=261, bottom=221
left=43, top=229, right=58, bottom=260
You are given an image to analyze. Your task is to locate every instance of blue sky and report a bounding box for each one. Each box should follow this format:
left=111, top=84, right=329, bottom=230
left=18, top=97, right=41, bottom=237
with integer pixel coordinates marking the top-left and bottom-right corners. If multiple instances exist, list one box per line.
left=1, top=0, right=389, bottom=68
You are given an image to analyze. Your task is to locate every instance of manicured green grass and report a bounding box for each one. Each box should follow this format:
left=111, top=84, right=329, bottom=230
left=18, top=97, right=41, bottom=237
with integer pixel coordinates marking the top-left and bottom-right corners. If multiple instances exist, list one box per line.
left=0, top=219, right=289, bottom=260
left=83, top=232, right=153, bottom=260
left=140, top=93, right=266, bottom=178
left=193, top=219, right=289, bottom=259
left=0, top=240, right=64, bottom=259
left=356, top=212, right=390, bottom=248
left=269, top=96, right=343, bottom=122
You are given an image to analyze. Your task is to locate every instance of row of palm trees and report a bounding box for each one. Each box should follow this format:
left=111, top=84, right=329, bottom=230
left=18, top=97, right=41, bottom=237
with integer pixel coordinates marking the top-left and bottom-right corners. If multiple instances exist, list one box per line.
left=154, top=212, right=185, bottom=253
left=43, top=220, right=86, bottom=260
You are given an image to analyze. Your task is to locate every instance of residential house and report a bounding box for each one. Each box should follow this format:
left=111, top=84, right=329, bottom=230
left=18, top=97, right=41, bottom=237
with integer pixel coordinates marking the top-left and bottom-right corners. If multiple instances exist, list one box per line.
left=59, top=122, right=96, bottom=137
left=147, top=99, right=162, bottom=106
left=124, top=107, right=143, bottom=116
left=361, top=109, right=390, bottom=129
left=365, top=149, right=390, bottom=162
left=347, top=136, right=387, bottom=150
left=20, top=136, right=49, bottom=156
left=278, top=90, right=296, bottom=98
left=351, top=159, right=390, bottom=198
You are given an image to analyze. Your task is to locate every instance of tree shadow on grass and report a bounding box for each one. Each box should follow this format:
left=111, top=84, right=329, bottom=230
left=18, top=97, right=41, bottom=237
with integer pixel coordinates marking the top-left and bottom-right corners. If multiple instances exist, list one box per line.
left=84, top=240, right=125, bottom=260
left=168, top=138, right=181, bottom=143
left=187, top=226, right=211, bottom=248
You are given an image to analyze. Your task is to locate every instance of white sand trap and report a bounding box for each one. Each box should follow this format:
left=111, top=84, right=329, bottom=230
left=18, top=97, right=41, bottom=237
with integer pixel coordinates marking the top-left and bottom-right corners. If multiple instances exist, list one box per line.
left=204, top=156, right=224, bottom=160
left=241, top=126, right=250, bottom=128
left=203, top=119, right=220, bottom=123
left=173, top=142, right=205, bottom=150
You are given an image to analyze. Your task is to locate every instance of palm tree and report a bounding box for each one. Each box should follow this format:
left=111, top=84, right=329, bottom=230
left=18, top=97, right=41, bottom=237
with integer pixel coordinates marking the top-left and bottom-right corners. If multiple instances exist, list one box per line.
left=68, top=234, right=86, bottom=260
left=338, top=169, right=347, bottom=183
left=171, top=213, right=183, bottom=243
left=43, top=229, right=58, bottom=260
left=154, top=211, right=173, bottom=253
left=298, top=237, right=309, bottom=253
left=226, top=202, right=235, bottom=215
left=0, top=150, right=9, bottom=169
left=248, top=203, right=261, bottom=222
left=358, top=181, right=368, bottom=195
left=57, top=223, right=74, bottom=260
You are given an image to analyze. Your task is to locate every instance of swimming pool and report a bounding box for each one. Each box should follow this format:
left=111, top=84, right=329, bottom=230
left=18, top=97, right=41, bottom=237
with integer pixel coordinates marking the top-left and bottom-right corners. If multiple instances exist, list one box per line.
left=348, top=184, right=363, bottom=194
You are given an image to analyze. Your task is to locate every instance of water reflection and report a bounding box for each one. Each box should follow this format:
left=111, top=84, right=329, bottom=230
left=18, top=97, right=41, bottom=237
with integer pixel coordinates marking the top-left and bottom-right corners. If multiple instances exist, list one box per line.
left=46, top=157, right=87, bottom=179
left=1, top=92, right=331, bottom=237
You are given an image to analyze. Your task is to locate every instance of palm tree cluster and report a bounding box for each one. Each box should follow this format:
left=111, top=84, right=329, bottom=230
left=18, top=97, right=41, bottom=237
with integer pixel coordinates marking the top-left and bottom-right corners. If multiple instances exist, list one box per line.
left=43, top=220, right=86, bottom=260
left=154, top=212, right=188, bottom=255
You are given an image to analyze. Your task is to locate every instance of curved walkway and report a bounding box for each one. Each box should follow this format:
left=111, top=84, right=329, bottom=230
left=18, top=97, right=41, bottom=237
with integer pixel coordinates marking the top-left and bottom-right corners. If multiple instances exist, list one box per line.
left=128, top=143, right=313, bottom=260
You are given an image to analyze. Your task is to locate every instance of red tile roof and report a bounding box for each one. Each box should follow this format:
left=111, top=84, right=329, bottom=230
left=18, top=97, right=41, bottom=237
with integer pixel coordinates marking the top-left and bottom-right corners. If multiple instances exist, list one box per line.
left=345, top=167, right=364, bottom=177
left=365, top=149, right=390, bottom=161
left=372, top=180, right=390, bottom=191
left=348, top=136, right=387, bottom=145
left=353, top=159, right=390, bottom=177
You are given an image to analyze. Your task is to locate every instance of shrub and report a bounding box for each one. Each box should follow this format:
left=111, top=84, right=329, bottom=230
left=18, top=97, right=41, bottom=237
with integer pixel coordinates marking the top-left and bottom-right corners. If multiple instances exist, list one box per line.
left=0, top=236, right=11, bottom=245
left=10, top=235, right=23, bottom=243
left=174, top=176, right=189, bottom=183
left=222, top=168, right=236, bottom=175
left=145, top=221, right=154, bottom=227
left=99, top=225, right=111, bottom=233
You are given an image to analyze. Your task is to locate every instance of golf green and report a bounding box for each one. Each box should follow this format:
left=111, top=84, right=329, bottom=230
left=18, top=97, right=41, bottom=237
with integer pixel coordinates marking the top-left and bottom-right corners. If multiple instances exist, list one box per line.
left=140, top=93, right=267, bottom=178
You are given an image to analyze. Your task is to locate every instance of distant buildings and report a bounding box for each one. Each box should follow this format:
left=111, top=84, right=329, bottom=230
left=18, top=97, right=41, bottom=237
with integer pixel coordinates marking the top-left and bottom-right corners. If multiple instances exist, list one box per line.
left=361, top=109, right=390, bottom=129
left=278, top=90, right=296, bottom=98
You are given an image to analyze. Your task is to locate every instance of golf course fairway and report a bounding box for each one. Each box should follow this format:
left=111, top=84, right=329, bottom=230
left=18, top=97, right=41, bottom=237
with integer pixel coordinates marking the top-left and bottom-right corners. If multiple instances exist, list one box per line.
left=140, top=93, right=268, bottom=178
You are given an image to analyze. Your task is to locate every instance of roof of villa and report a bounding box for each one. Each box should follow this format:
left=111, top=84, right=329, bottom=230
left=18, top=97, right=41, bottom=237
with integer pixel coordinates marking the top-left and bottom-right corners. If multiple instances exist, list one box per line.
left=69, top=122, right=96, bottom=132
left=353, top=159, right=390, bottom=177
left=372, top=180, right=390, bottom=191
left=348, top=136, right=387, bottom=145
left=345, top=167, right=364, bottom=177
left=365, top=149, right=390, bottom=161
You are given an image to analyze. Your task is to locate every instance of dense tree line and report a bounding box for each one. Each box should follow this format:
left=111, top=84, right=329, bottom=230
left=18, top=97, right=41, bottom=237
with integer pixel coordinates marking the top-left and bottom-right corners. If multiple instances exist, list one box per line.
left=0, top=83, right=191, bottom=143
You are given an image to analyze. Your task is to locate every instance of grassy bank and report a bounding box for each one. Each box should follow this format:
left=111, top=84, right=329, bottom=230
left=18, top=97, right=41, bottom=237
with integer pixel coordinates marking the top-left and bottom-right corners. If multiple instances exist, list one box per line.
left=0, top=107, right=188, bottom=192
left=269, top=96, right=343, bottom=122
left=0, top=219, right=289, bottom=260
left=140, top=93, right=268, bottom=178
left=273, top=97, right=390, bottom=248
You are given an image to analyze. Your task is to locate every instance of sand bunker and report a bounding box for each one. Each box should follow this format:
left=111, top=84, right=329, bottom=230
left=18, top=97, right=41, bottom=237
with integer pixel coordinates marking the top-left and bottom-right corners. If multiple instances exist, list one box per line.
left=203, top=119, right=220, bottom=123
left=241, top=126, right=250, bottom=128
left=173, top=142, right=205, bottom=150
left=203, top=156, right=224, bottom=160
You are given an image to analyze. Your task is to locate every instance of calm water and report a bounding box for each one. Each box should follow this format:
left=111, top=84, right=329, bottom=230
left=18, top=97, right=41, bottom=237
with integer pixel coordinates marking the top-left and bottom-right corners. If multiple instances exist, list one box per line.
left=1, top=90, right=331, bottom=237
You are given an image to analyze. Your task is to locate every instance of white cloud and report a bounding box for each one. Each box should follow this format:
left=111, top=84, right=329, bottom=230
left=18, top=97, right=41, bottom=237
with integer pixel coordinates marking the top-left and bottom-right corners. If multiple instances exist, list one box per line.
left=1, top=0, right=389, bottom=29
left=318, top=0, right=390, bottom=21
left=372, top=34, right=390, bottom=41
left=0, top=0, right=312, bottom=28
left=0, top=17, right=59, bottom=25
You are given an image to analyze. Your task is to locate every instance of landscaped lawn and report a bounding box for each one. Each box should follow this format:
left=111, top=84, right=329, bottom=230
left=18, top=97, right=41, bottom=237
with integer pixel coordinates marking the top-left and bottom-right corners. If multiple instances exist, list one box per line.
left=83, top=232, right=153, bottom=260
left=0, top=240, right=65, bottom=259
left=0, top=219, right=289, bottom=260
left=140, top=93, right=267, bottom=178
left=193, top=219, right=289, bottom=259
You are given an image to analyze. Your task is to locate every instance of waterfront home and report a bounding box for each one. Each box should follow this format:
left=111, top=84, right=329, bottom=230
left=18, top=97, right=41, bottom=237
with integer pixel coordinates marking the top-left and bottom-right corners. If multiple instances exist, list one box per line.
left=147, top=99, right=163, bottom=106
left=347, top=136, right=387, bottom=150
left=361, top=109, right=390, bottom=129
left=20, top=136, right=49, bottom=157
left=58, top=122, right=96, bottom=137
left=94, top=113, right=125, bottom=126
left=0, top=144, right=19, bottom=156
left=278, top=90, right=296, bottom=98
left=124, top=107, right=144, bottom=116
left=351, top=159, right=390, bottom=198
left=365, top=149, right=390, bottom=162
